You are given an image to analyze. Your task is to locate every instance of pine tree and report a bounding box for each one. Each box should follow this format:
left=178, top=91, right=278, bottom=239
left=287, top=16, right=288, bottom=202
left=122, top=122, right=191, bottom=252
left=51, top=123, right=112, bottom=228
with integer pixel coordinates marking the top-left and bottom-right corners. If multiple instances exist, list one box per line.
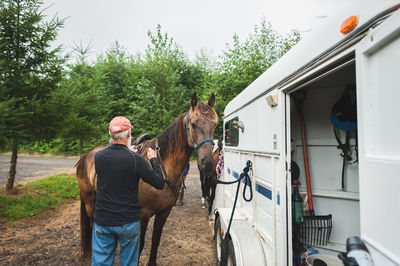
left=0, top=0, right=65, bottom=191
left=59, top=42, right=103, bottom=157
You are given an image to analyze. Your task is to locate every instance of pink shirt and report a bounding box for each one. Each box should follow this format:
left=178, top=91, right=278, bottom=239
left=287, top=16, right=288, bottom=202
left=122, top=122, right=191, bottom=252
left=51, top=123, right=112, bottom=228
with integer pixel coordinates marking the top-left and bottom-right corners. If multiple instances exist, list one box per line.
left=216, top=151, right=224, bottom=179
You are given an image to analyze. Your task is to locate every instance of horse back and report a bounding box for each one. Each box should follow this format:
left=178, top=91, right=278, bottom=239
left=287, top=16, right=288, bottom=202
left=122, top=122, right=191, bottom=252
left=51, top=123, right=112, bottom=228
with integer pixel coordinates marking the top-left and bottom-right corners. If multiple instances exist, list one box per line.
left=76, top=146, right=106, bottom=192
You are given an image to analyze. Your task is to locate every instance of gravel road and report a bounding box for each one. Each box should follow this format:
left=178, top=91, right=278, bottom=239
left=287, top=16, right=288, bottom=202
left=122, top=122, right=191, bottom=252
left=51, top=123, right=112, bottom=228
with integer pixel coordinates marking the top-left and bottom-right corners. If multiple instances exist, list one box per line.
left=0, top=155, right=78, bottom=187
left=0, top=159, right=215, bottom=265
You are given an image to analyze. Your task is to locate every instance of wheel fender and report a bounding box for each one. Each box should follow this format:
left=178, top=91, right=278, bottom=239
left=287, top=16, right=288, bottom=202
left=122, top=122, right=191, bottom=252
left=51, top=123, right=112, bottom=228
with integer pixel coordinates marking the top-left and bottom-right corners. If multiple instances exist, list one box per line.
left=216, top=208, right=268, bottom=266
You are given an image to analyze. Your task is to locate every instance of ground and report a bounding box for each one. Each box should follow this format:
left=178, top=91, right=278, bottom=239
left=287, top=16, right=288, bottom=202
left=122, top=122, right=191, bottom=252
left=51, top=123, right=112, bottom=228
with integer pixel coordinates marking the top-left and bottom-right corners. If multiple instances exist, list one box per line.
left=0, top=156, right=215, bottom=265
left=0, top=154, right=78, bottom=187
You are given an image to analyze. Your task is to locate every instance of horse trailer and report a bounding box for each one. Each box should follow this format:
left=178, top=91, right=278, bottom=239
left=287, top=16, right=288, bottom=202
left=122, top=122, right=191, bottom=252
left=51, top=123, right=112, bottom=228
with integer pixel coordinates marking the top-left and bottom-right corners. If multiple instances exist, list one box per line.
left=212, top=1, right=400, bottom=266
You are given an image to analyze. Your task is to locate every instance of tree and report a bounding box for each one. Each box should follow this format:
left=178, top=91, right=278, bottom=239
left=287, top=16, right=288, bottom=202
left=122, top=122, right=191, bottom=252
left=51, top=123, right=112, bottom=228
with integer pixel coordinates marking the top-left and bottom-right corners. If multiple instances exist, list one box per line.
left=213, top=17, right=300, bottom=133
left=93, top=42, right=140, bottom=126
left=58, top=42, right=103, bottom=156
left=0, top=0, right=65, bottom=191
left=129, top=25, right=207, bottom=137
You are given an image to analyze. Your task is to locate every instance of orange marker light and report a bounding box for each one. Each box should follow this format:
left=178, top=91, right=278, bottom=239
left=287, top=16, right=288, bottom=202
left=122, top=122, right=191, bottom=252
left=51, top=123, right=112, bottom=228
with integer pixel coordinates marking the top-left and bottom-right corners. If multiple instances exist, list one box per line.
left=340, top=15, right=358, bottom=34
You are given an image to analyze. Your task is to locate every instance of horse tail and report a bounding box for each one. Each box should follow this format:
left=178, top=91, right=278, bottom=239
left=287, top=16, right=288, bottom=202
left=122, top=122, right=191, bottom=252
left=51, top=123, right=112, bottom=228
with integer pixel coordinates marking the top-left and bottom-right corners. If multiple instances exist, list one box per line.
left=75, top=150, right=95, bottom=261
left=80, top=196, right=93, bottom=261
left=75, top=152, right=88, bottom=178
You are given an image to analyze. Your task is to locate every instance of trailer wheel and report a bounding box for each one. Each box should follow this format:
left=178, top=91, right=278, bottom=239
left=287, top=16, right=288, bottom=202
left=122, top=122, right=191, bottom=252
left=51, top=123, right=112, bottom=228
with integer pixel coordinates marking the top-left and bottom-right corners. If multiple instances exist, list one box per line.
left=225, top=239, right=237, bottom=266
left=215, top=216, right=237, bottom=266
left=214, top=216, right=222, bottom=265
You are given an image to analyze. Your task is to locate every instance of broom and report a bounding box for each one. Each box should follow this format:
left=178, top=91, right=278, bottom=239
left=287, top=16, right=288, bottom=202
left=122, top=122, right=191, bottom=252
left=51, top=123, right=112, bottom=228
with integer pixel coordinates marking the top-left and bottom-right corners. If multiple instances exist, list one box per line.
left=293, top=90, right=332, bottom=246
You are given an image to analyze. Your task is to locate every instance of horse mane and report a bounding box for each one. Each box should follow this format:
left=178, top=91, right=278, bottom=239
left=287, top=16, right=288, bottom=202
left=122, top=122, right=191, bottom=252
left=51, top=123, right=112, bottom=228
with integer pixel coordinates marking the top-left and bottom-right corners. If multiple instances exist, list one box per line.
left=157, top=113, right=188, bottom=160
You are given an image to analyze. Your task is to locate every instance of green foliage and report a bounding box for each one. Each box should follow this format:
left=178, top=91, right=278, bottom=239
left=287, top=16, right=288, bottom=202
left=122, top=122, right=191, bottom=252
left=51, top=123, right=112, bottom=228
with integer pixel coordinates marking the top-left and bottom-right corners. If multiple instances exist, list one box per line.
left=129, top=25, right=203, bottom=137
left=57, top=44, right=104, bottom=155
left=213, top=17, right=300, bottom=133
left=0, top=174, right=79, bottom=221
left=25, top=174, right=80, bottom=199
left=13, top=17, right=300, bottom=155
left=0, top=193, right=58, bottom=221
left=0, top=0, right=66, bottom=190
left=0, top=0, right=65, bottom=142
left=94, top=42, right=140, bottom=125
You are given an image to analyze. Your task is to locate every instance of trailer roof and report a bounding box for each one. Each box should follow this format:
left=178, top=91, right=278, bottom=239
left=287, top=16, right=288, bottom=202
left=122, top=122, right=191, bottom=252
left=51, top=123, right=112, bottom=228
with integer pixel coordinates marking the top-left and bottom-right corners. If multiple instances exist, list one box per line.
left=224, top=0, right=400, bottom=118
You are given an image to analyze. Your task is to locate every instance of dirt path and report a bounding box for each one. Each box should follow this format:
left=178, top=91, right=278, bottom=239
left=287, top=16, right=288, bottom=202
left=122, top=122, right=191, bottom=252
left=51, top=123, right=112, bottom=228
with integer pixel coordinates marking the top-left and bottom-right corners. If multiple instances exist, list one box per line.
left=0, top=161, right=215, bottom=265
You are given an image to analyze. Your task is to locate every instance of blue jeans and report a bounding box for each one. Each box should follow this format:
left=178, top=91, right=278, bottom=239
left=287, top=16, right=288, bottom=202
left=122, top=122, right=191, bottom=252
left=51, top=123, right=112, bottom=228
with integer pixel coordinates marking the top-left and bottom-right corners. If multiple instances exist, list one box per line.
left=92, top=220, right=140, bottom=266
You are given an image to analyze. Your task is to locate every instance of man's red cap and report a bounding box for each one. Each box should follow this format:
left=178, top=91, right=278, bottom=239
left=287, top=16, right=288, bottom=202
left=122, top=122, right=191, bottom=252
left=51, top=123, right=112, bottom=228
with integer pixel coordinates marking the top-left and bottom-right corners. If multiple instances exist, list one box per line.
left=109, top=116, right=132, bottom=134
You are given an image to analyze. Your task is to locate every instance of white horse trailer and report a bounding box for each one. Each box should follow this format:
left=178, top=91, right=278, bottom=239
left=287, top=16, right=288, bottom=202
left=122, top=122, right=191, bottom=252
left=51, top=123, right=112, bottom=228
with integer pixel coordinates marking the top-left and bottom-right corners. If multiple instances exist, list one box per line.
left=213, top=1, right=400, bottom=266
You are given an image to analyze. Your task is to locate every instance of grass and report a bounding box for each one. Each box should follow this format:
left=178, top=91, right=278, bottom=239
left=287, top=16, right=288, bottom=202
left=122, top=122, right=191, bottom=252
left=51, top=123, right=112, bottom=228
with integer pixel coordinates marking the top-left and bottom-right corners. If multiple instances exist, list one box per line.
left=0, top=174, right=79, bottom=222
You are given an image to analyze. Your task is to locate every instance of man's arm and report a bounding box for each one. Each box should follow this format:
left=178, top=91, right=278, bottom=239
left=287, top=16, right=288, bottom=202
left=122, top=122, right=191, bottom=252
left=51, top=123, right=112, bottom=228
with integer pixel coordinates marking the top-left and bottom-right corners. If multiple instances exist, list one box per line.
left=135, top=149, right=165, bottom=189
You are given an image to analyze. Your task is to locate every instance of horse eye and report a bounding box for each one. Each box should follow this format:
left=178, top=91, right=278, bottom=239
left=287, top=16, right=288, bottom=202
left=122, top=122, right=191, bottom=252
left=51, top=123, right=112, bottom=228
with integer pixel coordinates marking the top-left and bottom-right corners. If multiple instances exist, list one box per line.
left=191, top=122, right=197, bottom=128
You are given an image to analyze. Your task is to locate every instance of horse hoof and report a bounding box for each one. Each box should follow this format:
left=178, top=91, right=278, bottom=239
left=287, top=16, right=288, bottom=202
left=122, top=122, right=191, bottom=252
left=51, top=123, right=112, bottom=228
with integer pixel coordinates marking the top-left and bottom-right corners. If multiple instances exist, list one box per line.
left=201, top=197, right=206, bottom=208
left=175, top=201, right=184, bottom=206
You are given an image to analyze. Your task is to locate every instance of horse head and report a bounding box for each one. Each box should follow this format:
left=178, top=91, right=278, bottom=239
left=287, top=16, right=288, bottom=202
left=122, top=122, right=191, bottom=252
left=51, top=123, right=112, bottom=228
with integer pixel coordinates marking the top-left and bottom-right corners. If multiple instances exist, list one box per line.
left=187, top=92, right=218, bottom=173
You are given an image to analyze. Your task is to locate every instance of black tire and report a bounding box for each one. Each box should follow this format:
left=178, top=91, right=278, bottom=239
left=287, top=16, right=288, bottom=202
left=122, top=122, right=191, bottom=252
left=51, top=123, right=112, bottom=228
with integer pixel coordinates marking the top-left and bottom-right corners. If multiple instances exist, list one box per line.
left=225, top=239, right=237, bottom=266
left=214, top=216, right=222, bottom=265
left=215, top=216, right=237, bottom=266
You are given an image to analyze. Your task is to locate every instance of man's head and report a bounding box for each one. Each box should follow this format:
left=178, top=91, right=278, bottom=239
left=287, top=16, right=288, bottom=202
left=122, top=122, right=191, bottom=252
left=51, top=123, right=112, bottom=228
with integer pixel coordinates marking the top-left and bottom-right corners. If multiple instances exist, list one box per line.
left=109, top=116, right=132, bottom=145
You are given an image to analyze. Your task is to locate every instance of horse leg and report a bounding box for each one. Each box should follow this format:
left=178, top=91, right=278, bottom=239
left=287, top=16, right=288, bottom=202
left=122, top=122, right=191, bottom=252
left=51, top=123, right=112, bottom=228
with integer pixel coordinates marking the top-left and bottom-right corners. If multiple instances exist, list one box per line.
left=176, top=186, right=184, bottom=206
left=139, top=215, right=150, bottom=255
left=79, top=191, right=95, bottom=262
left=208, top=181, right=217, bottom=214
left=205, top=174, right=212, bottom=209
left=176, top=174, right=186, bottom=206
left=148, top=207, right=173, bottom=266
left=200, top=171, right=207, bottom=208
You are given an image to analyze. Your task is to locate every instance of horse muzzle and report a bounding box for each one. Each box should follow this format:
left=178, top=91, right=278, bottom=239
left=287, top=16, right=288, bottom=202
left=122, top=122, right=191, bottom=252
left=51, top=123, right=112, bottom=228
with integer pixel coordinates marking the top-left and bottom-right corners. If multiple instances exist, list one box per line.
left=198, top=157, right=214, bottom=173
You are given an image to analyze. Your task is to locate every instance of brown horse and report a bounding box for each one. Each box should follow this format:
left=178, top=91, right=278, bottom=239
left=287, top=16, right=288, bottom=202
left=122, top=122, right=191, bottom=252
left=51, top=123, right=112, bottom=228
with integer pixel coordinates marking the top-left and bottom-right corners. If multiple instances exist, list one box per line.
left=76, top=92, right=218, bottom=265
left=199, top=135, right=223, bottom=213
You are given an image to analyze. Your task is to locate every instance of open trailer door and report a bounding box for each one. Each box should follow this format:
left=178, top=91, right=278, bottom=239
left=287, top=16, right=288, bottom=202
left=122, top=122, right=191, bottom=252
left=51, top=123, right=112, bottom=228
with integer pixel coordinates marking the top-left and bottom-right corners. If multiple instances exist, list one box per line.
left=355, top=9, right=400, bottom=265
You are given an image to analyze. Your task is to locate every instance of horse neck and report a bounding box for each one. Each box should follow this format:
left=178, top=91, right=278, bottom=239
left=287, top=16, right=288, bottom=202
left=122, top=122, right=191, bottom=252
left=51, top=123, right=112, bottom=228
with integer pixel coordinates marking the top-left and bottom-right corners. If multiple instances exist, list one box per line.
left=157, top=114, right=193, bottom=186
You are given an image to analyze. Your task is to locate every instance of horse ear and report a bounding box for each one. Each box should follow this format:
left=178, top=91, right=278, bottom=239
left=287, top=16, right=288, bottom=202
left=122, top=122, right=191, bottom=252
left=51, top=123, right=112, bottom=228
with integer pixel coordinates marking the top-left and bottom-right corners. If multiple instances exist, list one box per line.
left=191, top=92, right=198, bottom=109
left=208, top=93, right=215, bottom=107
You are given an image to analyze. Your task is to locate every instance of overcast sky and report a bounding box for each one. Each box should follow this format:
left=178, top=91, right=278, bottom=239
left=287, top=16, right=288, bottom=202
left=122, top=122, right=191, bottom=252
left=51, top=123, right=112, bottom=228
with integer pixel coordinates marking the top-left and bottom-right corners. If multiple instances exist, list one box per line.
left=42, top=0, right=343, bottom=61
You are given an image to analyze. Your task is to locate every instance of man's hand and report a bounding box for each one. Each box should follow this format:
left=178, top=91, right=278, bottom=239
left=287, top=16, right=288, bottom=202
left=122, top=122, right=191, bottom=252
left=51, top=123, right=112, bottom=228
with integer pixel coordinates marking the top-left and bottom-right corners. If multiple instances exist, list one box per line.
left=147, top=148, right=157, bottom=160
left=129, top=145, right=138, bottom=153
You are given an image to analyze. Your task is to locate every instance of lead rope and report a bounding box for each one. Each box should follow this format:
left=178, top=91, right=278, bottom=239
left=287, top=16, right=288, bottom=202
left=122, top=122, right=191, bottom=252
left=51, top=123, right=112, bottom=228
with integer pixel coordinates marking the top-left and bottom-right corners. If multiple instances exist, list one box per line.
left=216, top=160, right=253, bottom=266
left=155, top=139, right=179, bottom=200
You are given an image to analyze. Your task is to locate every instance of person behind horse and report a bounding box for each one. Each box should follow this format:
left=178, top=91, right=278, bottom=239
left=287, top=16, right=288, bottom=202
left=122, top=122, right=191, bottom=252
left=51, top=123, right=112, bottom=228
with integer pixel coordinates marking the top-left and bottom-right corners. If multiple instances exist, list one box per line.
left=92, top=116, right=165, bottom=266
left=215, top=137, right=224, bottom=180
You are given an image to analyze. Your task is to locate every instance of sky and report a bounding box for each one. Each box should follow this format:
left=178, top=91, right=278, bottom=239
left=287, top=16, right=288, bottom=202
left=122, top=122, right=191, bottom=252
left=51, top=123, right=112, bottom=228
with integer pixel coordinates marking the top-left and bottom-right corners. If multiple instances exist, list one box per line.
left=42, top=0, right=343, bottom=62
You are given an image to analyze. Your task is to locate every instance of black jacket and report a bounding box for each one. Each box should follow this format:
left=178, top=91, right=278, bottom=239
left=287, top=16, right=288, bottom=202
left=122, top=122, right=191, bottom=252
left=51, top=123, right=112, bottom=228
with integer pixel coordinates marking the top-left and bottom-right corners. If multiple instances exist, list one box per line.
left=94, top=144, right=165, bottom=226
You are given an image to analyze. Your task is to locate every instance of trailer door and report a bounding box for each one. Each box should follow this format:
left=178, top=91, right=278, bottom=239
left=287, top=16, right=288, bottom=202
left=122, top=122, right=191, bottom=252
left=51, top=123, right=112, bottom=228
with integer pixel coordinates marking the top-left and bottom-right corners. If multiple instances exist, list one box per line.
left=356, top=10, right=400, bottom=265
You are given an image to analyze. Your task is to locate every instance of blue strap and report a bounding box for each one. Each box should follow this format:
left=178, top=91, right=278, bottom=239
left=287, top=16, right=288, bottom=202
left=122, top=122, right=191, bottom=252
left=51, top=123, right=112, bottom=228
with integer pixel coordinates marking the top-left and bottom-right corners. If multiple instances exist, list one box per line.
left=330, top=112, right=357, bottom=131
left=186, top=111, right=214, bottom=150
left=194, top=138, right=214, bottom=150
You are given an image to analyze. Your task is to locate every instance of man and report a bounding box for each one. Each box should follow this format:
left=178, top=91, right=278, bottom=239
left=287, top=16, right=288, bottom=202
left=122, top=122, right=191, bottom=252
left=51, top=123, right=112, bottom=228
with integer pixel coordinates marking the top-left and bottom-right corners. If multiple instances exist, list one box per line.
left=93, top=116, right=165, bottom=266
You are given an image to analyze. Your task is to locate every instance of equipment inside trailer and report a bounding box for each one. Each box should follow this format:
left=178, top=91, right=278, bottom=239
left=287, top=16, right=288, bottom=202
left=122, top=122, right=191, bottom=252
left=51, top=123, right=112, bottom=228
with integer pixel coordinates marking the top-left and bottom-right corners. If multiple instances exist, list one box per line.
left=289, top=60, right=360, bottom=266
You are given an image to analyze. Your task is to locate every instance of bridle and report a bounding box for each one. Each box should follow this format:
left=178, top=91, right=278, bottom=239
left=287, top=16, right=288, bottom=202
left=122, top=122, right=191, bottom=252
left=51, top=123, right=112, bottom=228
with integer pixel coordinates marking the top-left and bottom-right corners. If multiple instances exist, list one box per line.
left=185, top=110, right=214, bottom=150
